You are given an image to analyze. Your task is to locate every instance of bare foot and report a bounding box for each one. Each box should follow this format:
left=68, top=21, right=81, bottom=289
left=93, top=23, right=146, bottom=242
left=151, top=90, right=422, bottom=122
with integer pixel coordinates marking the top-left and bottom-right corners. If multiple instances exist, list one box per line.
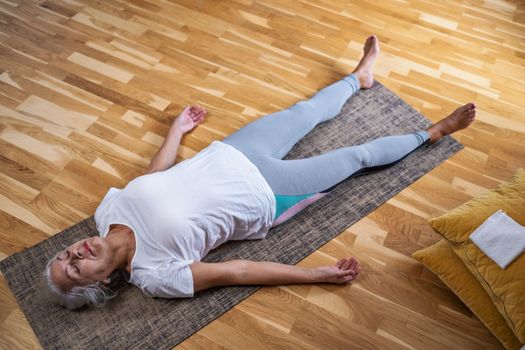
left=352, top=35, right=380, bottom=89
left=426, top=103, right=477, bottom=144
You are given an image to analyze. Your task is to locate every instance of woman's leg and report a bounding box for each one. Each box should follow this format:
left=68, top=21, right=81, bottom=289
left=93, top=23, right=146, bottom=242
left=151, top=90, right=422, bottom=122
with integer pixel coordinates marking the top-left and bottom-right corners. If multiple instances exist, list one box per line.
left=263, top=131, right=429, bottom=226
left=223, top=35, right=380, bottom=160
left=267, top=101, right=477, bottom=226
left=260, top=130, right=430, bottom=196
left=222, top=74, right=360, bottom=159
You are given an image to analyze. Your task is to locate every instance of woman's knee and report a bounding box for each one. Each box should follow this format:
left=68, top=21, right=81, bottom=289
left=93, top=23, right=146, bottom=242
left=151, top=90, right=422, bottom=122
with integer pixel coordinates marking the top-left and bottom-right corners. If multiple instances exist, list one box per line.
left=343, top=145, right=374, bottom=169
left=290, top=100, right=322, bottom=124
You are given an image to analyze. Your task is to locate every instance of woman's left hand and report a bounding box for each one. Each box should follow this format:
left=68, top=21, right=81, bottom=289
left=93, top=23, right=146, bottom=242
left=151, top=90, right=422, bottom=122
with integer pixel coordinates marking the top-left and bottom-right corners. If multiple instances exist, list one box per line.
left=173, top=104, right=207, bottom=134
left=315, top=256, right=362, bottom=284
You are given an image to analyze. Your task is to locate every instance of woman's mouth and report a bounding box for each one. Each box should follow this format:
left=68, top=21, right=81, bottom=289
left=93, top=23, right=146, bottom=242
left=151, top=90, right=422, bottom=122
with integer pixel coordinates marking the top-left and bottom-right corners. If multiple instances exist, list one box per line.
left=83, top=241, right=95, bottom=257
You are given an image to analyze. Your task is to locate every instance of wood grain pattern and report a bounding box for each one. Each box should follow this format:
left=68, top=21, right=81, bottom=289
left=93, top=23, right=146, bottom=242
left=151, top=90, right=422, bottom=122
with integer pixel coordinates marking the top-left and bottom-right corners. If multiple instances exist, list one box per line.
left=1, top=0, right=524, bottom=349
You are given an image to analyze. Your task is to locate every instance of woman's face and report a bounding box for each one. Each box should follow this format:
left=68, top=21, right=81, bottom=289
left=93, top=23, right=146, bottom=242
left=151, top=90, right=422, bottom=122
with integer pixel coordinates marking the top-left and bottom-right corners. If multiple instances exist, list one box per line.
left=49, top=236, right=113, bottom=292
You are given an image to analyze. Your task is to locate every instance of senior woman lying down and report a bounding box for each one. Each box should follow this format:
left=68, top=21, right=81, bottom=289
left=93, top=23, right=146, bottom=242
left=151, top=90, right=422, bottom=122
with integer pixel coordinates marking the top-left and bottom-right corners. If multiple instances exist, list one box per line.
left=43, top=35, right=476, bottom=309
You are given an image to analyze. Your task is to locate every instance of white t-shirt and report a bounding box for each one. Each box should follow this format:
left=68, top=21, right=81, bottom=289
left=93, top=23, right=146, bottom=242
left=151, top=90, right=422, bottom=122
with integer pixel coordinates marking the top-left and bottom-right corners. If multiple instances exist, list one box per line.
left=94, top=140, right=276, bottom=298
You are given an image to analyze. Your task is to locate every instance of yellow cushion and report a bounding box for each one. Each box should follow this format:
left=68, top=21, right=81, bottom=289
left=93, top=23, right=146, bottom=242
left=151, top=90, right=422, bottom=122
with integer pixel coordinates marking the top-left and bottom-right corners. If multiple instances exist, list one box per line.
left=412, top=239, right=522, bottom=350
left=429, top=168, right=525, bottom=343
left=429, top=168, right=525, bottom=244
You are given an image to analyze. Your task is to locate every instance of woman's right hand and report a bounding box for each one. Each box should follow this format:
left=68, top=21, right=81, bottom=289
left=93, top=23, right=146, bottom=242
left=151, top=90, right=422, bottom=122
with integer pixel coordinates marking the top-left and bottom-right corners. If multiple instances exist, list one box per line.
left=172, top=104, right=207, bottom=134
left=315, top=256, right=362, bottom=284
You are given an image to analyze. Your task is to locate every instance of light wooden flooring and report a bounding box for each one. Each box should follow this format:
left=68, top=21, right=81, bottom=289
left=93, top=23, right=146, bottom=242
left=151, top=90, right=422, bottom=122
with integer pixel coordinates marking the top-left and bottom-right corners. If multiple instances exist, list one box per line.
left=1, top=0, right=524, bottom=349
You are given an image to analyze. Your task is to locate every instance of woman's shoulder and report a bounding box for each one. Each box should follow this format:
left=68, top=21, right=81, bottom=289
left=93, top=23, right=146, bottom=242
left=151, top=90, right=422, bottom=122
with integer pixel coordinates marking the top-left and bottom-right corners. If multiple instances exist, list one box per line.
left=94, top=187, right=123, bottom=235
left=130, top=261, right=195, bottom=298
left=96, top=187, right=122, bottom=212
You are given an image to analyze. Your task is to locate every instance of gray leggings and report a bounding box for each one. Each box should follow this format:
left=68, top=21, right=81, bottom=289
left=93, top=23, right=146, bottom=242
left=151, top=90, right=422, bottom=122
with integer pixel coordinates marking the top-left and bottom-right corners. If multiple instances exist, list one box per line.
left=222, top=73, right=429, bottom=196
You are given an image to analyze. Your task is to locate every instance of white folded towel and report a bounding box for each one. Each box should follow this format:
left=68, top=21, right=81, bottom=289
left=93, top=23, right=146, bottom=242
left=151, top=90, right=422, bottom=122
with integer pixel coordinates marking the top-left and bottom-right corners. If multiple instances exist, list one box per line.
left=469, top=209, right=525, bottom=269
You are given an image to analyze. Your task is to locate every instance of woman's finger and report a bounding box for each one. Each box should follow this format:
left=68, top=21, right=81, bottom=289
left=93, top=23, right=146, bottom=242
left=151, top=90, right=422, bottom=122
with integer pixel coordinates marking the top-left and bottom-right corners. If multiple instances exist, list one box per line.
left=342, top=258, right=352, bottom=270
left=192, top=105, right=204, bottom=114
left=348, top=259, right=357, bottom=271
left=197, top=112, right=205, bottom=119
left=181, top=106, right=190, bottom=116
left=354, top=260, right=361, bottom=273
left=336, top=258, right=347, bottom=268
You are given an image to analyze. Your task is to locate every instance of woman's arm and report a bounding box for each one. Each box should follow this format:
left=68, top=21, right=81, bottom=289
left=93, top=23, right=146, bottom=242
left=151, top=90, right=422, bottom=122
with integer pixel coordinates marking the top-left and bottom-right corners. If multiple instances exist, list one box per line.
left=145, top=105, right=207, bottom=174
left=146, top=127, right=183, bottom=174
left=189, top=257, right=361, bottom=294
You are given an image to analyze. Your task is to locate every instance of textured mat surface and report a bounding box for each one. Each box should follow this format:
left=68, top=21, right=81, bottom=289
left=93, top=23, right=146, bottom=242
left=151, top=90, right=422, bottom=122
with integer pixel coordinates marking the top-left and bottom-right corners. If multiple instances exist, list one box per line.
left=0, top=81, right=463, bottom=350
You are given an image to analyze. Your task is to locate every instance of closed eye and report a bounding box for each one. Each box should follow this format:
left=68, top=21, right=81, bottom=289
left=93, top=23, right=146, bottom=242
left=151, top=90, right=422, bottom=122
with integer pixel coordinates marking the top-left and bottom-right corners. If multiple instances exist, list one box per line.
left=56, top=250, right=70, bottom=261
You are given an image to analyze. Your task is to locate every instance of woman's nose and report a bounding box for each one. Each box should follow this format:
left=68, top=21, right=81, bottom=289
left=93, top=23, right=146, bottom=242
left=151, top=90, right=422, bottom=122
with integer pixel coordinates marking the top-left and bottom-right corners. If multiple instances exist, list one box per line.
left=74, top=250, right=83, bottom=259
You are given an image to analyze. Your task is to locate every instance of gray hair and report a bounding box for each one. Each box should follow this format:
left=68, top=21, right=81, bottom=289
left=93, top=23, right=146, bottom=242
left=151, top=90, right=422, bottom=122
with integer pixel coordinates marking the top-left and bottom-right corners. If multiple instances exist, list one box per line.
left=41, top=252, right=117, bottom=310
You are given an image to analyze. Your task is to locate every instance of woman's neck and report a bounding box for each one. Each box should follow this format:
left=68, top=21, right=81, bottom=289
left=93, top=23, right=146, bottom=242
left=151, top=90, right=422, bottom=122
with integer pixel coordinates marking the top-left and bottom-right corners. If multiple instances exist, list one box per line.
left=106, top=225, right=136, bottom=273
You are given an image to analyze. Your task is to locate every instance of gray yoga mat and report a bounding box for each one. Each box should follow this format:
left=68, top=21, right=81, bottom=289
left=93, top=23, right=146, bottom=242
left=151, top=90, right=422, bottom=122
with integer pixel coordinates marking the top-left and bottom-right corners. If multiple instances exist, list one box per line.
left=0, top=81, right=463, bottom=349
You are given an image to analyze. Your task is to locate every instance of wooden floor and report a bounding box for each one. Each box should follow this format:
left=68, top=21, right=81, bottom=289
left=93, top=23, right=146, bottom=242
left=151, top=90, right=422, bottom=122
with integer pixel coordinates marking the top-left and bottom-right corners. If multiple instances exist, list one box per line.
left=1, top=0, right=524, bottom=349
